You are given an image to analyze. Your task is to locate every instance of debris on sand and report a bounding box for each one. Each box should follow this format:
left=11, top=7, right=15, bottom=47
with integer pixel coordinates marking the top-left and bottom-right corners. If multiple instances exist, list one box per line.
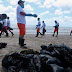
left=2, top=44, right=72, bottom=72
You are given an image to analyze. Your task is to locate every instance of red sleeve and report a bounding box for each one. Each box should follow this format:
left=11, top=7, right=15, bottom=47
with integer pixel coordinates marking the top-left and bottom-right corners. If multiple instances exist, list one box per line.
left=20, top=12, right=26, bottom=15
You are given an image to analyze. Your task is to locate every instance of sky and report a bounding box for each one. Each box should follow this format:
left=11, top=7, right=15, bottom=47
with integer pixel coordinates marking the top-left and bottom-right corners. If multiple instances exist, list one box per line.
left=0, top=0, right=72, bottom=27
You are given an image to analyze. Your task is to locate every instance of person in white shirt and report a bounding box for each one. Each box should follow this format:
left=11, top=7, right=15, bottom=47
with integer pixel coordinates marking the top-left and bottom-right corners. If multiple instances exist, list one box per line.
left=42, top=21, right=46, bottom=35
left=35, top=18, right=42, bottom=37
left=0, top=14, right=8, bottom=37
left=7, top=17, right=14, bottom=36
left=17, top=0, right=37, bottom=48
left=0, top=19, right=3, bottom=33
left=0, top=19, right=4, bottom=37
left=52, top=20, right=59, bottom=37
left=70, top=30, right=72, bottom=36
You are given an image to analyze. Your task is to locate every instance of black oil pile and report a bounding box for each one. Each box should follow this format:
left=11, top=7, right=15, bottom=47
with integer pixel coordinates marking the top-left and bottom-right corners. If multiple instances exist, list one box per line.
left=2, top=44, right=72, bottom=72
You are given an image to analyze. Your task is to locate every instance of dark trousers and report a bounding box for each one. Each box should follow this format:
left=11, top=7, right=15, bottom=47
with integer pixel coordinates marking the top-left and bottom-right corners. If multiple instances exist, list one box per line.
left=43, top=28, right=46, bottom=35
left=36, top=32, right=42, bottom=37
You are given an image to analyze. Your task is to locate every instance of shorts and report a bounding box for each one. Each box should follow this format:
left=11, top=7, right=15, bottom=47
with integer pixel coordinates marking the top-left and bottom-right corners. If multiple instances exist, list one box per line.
left=71, top=30, right=72, bottom=33
left=54, top=28, right=58, bottom=32
left=17, top=23, right=26, bottom=35
left=4, top=26, right=7, bottom=31
left=37, top=28, right=40, bottom=32
left=7, top=27, right=10, bottom=30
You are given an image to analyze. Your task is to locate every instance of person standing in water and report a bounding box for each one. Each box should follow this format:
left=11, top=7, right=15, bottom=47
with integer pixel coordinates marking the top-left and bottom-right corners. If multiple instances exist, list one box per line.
left=17, top=0, right=37, bottom=48
left=52, top=20, right=59, bottom=37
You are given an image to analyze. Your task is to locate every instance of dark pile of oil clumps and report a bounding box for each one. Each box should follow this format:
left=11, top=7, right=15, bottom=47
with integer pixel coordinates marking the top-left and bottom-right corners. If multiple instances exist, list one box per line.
left=0, top=42, right=7, bottom=49
left=2, top=44, right=72, bottom=72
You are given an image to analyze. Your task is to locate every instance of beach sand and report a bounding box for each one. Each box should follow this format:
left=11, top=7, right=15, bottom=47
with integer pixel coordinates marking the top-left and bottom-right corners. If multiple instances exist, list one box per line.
left=0, top=34, right=72, bottom=71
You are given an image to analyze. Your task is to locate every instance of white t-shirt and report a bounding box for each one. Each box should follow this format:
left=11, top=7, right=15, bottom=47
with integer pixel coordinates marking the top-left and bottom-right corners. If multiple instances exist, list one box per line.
left=3, top=19, right=7, bottom=26
left=7, top=19, right=10, bottom=27
left=0, top=20, right=3, bottom=24
left=17, top=5, right=26, bottom=24
left=55, top=22, right=59, bottom=28
left=55, top=22, right=59, bottom=26
left=42, top=23, right=46, bottom=29
left=37, top=21, right=41, bottom=28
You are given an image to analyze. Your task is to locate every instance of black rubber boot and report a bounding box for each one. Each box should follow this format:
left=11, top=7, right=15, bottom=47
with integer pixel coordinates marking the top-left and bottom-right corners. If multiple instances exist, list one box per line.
left=23, top=39, right=26, bottom=45
left=56, top=35, right=58, bottom=37
left=19, top=38, right=26, bottom=46
left=19, top=38, right=21, bottom=45
left=39, top=32, right=43, bottom=37
left=0, top=33, right=1, bottom=38
left=52, top=34, right=54, bottom=37
left=56, top=33, right=58, bottom=37
left=20, top=39, right=27, bottom=48
left=6, top=33, right=8, bottom=37
left=35, top=32, right=39, bottom=37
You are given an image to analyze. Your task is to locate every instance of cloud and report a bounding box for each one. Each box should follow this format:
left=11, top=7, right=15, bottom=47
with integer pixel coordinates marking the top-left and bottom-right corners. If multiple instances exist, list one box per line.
left=8, top=0, right=18, bottom=5
left=44, top=16, right=72, bottom=27
left=54, top=0, right=72, bottom=10
left=29, top=12, right=35, bottom=14
left=0, top=0, right=2, bottom=3
left=63, top=11, right=71, bottom=14
left=55, top=9, right=63, bottom=15
left=38, top=11, right=49, bottom=17
left=25, top=4, right=34, bottom=11
left=25, top=0, right=41, bottom=5
left=25, top=0, right=38, bottom=3
left=41, top=0, right=72, bottom=12
left=0, top=4, right=16, bottom=16
left=43, top=0, right=55, bottom=8
left=26, top=17, right=37, bottom=26
left=0, top=0, right=72, bottom=28
left=0, top=3, right=16, bottom=26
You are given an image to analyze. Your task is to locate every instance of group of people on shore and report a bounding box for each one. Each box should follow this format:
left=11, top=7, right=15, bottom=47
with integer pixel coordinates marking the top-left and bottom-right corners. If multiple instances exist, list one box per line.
left=16, top=0, right=72, bottom=48
left=0, top=16, right=14, bottom=38
left=35, top=18, right=46, bottom=37
left=0, top=0, right=72, bottom=49
left=16, top=0, right=61, bottom=48
left=35, top=18, right=59, bottom=37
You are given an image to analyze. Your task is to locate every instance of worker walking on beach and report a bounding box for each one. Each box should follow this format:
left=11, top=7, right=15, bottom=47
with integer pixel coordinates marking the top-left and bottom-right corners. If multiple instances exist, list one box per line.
left=70, top=30, right=72, bottom=36
left=17, top=0, right=37, bottom=48
left=0, top=14, right=8, bottom=37
left=35, top=18, right=42, bottom=37
left=0, top=19, right=3, bottom=37
left=52, top=20, right=59, bottom=37
left=7, top=17, right=14, bottom=36
left=41, top=21, right=46, bottom=36
left=3, top=17, right=9, bottom=37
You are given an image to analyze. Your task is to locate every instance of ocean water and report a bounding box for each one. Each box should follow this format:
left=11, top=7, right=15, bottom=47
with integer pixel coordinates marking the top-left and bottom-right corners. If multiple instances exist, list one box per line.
left=13, top=26, right=72, bottom=35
